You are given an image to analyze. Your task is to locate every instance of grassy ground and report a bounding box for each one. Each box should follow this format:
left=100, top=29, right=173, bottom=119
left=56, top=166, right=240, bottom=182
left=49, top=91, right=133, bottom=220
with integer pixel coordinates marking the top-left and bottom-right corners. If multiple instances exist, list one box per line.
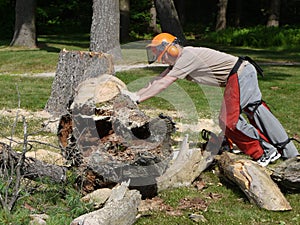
left=0, top=34, right=299, bottom=224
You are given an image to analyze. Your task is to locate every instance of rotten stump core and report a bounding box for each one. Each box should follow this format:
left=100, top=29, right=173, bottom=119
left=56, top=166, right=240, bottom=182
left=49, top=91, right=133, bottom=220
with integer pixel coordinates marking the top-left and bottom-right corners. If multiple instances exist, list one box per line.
left=58, top=75, right=175, bottom=195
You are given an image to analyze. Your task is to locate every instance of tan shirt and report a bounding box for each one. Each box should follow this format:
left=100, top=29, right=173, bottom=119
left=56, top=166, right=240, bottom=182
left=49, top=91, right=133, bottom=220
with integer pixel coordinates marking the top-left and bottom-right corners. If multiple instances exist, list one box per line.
left=167, top=47, right=238, bottom=87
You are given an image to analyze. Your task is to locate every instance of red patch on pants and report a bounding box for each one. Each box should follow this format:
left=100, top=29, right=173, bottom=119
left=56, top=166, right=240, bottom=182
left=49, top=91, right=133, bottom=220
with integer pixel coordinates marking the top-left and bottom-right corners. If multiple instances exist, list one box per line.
left=219, top=73, right=264, bottom=160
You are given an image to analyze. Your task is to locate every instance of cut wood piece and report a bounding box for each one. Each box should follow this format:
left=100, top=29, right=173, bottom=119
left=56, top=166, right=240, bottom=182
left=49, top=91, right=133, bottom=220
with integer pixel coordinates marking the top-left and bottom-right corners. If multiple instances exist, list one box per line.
left=218, top=152, right=292, bottom=211
left=71, top=181, right=141, bottom=225
left=271, top=156, right=300, bottom=192
left=156, top=135, right=213, bottom=191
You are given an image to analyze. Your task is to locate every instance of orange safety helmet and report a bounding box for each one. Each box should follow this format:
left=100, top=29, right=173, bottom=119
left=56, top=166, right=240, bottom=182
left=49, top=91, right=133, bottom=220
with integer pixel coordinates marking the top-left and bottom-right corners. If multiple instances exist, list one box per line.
left=146, top=33, right=180, bottom=64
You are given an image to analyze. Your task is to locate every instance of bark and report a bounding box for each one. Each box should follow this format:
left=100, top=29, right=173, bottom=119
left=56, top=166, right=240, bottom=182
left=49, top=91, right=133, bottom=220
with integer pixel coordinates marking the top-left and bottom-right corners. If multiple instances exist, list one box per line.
left=44, top=50, right=114, bottom=117
left=90, top=0, right=121, bottom=60
left=267, top=0, right=281, bottom=27
left=154, top=0, right=186, bottom=44
left=218, top=152, right=292, bottom=211
left=10, top=0, right=37, bottom=48
left=215, top=0, right=228, bottom=31
left=0, top=142, right=67, bottom=183
left=271, top=156, right=300, bottom=192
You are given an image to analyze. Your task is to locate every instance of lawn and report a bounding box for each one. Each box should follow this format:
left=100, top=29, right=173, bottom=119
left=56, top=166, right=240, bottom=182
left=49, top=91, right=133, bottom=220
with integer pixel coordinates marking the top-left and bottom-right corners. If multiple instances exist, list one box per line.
left=0, top=34, right=299, bottom=224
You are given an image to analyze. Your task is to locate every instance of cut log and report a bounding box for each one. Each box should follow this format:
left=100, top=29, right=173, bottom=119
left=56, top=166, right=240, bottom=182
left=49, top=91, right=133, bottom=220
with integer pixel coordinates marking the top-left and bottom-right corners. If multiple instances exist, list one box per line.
left=57, top=75, right=174, bottom=196
left=70, top=181, right=141, bottom=225
left=217, top=152, right=292, bottom=211
left=0, top=142, right=67, bottom=183
left=156, top=135, right=213, bottom=191
left=271, top=156, right=300, bottom=192
left=45, top=50, right=114, bottom=117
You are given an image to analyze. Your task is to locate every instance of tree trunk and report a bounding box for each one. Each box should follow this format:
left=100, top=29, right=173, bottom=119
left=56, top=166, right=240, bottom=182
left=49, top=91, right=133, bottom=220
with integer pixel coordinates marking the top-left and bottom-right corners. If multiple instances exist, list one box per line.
left=215, top=0, right=228, bottom=31
left=267, top=0, right=281, bottom=27
left=120, top=0, right=130, bottom=43
left=154, top=0, right=186, bottom=44
left=149, top=0, right=161, bottom=34
left=10, top=0, right=37, bottom=48
left=90, top=0, right=122, bottom=60
left=218, top=152, right=292, bottom=211
left=44, top=50, right=114, bottom=117
left=234, top=0, right=242, bottom=27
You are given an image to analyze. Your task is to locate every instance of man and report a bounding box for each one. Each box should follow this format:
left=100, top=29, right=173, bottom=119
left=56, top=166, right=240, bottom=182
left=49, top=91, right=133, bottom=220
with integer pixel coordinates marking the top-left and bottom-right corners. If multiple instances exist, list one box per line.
left=123, top=32, right=299, bottom=167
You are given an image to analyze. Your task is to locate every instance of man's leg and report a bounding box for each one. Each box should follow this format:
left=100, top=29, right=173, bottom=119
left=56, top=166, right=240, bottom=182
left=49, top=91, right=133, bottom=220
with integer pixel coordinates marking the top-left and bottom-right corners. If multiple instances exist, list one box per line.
left=219, top=65, right=266, bottom=160
left=247, top=103, right=299, bottom=158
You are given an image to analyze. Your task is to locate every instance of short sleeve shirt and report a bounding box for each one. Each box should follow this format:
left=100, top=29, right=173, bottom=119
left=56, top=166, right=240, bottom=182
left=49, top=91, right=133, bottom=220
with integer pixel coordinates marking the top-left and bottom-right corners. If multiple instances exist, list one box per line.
left=167, top=47, right=238, bottom=87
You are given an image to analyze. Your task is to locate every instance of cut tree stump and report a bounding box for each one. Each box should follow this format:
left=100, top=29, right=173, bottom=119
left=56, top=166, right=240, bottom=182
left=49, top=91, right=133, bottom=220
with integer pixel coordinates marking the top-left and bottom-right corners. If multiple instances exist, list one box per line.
left=70, top=180, right=141, bottom=225
left=271, top=156, right=300, bottom=192
left=217, top=152, right=292, bottom=211
left=45, top=49, right=114, bottom=117
left=57, top=75, right=174, bottom=196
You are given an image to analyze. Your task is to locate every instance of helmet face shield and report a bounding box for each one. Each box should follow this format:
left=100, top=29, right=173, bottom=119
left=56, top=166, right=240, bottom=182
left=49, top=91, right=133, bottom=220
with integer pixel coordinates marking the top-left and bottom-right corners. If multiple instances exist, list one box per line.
left=146, top=41, right=169, bottom=64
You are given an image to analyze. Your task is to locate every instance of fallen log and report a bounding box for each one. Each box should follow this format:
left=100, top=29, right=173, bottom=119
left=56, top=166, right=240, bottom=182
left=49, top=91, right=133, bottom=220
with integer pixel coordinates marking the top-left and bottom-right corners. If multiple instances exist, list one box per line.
left=70, top=180, right=141, bottom=225
left=271, top=156, right=300, bottom=192
left=0, top=142, right=67, bottom=183
left=217, top=152, right=292, bottom=211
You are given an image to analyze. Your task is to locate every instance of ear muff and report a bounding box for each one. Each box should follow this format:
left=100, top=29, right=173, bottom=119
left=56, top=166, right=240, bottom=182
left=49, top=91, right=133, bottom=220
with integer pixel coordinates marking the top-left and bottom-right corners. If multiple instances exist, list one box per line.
left=166, top=45, right=179, bottom=58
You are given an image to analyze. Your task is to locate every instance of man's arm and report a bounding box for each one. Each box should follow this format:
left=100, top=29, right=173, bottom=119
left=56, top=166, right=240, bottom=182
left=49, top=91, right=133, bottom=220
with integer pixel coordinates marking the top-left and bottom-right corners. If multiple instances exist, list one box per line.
left=137, top=75, right=177, bottom=103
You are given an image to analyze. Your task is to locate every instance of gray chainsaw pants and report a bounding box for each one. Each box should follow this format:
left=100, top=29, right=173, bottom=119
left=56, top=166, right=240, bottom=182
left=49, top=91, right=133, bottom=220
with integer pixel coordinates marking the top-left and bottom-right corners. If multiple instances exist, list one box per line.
left=238, top=63, right=299, bottom=158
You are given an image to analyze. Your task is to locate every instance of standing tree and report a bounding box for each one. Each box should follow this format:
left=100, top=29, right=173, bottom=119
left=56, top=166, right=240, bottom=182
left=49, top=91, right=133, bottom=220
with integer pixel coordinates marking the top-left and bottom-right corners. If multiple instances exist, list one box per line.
left=120, top=0, right=130, bottom=42
left=267, top=0, right=281, bottom=27
left=215, top=0, right=228, bottom=31
left=154, top=0, right=186, bottom=44
left=90, top=0, right=121, bottom=60
left=10, top=0, right=37, bottom=48
left=149, top=0, right=161, bottom=34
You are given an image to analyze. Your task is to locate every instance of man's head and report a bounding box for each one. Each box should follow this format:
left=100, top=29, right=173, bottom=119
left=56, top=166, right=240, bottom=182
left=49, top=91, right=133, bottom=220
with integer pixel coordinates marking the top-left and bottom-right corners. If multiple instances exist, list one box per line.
left=146, top=33, right=181, bottom=64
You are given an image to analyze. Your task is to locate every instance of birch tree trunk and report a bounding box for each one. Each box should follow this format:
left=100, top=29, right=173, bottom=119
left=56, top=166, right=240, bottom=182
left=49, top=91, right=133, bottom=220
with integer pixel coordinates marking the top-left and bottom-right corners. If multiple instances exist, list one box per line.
left=215, top=0, right=228, bottom=31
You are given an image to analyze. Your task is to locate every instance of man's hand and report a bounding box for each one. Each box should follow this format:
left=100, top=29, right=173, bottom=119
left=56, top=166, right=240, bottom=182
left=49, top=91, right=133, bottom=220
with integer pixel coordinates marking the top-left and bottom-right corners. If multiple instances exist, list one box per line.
left=121, top=89, right=140, bottom=103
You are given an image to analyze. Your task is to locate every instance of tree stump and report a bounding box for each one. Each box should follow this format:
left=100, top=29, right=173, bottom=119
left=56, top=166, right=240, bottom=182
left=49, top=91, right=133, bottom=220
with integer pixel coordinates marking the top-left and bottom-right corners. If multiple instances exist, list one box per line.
left=217, top=152, right=292, bottom=211
left=58, top=75, right=174, bottom=196
left=45, top=50, right=114, bottom=117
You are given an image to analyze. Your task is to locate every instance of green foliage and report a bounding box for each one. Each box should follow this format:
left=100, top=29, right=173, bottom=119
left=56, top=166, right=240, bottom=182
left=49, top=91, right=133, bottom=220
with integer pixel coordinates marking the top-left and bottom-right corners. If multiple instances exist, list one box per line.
left=201, top=26, right=300, bottom=49
left=36, top=0, right=92, bottom=34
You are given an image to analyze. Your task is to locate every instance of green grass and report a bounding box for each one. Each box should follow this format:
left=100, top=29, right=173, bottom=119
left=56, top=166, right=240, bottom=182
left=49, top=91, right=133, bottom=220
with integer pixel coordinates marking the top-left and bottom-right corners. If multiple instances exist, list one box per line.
left=0, top=33, right=299, bottom=224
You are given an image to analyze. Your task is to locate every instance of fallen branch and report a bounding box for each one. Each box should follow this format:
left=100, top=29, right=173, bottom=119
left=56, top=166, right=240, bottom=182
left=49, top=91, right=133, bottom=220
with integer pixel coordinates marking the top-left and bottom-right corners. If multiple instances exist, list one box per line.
left=0, top=142, right=67, bottom=184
